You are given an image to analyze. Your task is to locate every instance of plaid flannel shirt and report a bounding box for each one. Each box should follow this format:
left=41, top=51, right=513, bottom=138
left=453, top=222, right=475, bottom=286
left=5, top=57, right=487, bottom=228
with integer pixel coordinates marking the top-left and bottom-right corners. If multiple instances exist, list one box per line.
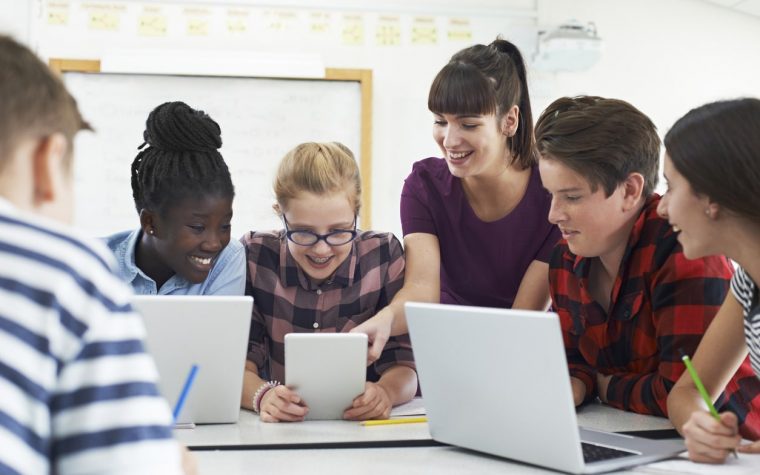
left=550, top=195, right=760, bottom=438
left=241, top=229, right=414, bottom=383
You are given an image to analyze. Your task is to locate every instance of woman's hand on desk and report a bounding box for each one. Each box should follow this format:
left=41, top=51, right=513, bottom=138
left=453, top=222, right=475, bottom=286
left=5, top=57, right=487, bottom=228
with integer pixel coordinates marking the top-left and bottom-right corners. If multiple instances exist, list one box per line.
left=343, top=382, right=392, bottom=421
left=259, top=385, right=309, bottom=422
left=682, top=410, right=741, bottom=463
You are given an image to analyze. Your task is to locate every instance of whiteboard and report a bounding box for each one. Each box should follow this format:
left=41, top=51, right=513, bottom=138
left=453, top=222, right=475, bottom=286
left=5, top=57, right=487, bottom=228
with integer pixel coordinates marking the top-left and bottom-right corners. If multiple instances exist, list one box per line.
left=63, top=71, right=364, bottom=238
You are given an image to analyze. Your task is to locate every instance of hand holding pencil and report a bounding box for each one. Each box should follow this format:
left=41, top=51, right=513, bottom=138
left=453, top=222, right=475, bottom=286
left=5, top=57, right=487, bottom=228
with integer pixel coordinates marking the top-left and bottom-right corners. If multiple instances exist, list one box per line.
left=679, top=351, right=740, bottom=462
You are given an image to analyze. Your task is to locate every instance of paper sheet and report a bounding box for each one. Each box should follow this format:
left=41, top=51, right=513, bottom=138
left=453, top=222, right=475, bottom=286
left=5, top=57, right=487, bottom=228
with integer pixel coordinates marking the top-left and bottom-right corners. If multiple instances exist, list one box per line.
left=390, top=397, right=426, bottom=417
left=635, top=451, right=760, bottom=474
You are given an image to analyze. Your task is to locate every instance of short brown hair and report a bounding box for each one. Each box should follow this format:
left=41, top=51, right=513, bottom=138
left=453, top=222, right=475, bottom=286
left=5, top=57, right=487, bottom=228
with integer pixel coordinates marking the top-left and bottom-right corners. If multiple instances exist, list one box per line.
left=0, top=35, right=90, bottom=169
left=428, top=38, right=536, bottom=169
left=665, top=98, right=760, bottom=224
left=273, top=142, right=361, bottom=216
left=535, top=96, right=660, bottom=197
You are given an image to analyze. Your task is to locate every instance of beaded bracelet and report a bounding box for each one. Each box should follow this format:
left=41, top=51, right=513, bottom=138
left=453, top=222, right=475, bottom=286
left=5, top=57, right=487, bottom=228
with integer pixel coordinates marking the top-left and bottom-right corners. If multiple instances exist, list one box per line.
left=252, top=380, right=281, bottom=414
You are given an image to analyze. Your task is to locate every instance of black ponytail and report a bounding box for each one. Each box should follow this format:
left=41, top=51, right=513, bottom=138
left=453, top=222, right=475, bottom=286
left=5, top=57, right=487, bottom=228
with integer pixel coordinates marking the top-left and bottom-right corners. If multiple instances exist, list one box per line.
left=427, top=38, right=535, bottom=169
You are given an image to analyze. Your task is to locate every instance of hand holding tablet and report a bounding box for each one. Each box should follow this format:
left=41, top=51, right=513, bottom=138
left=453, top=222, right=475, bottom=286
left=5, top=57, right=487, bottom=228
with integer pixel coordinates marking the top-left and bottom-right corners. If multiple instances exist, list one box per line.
left=284, top=333, right=368, bottom=420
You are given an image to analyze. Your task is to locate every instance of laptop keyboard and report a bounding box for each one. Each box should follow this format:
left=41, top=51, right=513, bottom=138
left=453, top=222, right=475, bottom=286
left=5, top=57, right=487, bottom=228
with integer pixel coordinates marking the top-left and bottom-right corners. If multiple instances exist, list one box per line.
left=581, top=442, right=636, bottom=462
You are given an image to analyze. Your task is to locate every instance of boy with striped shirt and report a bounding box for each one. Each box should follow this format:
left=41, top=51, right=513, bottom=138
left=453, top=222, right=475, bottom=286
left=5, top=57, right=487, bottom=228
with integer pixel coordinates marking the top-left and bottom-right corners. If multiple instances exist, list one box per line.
left=0, top=36, right=190, bottom=474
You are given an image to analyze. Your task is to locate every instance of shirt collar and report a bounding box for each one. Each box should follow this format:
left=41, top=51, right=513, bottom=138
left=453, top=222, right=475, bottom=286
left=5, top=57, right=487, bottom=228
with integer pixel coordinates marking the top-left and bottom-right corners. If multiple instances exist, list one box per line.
left=278, top=230, right=358, bottom=291
left=121, top=228, right=191, bottom=290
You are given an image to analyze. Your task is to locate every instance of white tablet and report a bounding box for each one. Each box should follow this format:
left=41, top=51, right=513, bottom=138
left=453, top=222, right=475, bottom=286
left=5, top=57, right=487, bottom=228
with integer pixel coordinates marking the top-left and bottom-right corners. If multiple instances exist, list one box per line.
left=284, top=333, right=368, bottom=420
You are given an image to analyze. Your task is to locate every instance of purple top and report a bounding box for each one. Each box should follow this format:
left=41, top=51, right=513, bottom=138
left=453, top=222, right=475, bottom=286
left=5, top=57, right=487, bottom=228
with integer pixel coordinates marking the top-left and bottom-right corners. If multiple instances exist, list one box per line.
left=401, top=157, right=560, bottom=308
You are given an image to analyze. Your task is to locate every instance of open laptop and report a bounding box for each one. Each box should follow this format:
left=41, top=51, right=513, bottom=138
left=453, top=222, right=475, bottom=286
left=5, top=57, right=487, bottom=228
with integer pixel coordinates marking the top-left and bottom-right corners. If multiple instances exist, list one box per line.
left=405, top=302, right=684, bottom=474
left=132, top=295, right=253, bottom=424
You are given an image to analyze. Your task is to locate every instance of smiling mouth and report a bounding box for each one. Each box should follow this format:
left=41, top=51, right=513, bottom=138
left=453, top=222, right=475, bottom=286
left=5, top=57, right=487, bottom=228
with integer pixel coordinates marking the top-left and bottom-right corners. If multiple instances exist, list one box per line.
left=448, top=151, right=473, bottom=161
left=189, top=255, right=213, bottom=266
left=307, top=255, right=333, bottom=266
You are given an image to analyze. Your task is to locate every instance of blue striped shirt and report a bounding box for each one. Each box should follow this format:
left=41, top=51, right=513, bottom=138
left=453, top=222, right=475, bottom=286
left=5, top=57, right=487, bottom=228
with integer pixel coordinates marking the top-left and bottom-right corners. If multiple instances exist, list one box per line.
left=0, top=199, right=181, bottom=474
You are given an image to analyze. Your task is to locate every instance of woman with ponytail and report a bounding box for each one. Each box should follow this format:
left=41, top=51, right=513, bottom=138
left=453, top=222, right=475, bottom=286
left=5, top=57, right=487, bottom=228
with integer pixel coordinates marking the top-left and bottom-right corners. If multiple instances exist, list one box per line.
left=106, top=101, right=245, bottom=295
left=353, top=39, right=560, bottom=361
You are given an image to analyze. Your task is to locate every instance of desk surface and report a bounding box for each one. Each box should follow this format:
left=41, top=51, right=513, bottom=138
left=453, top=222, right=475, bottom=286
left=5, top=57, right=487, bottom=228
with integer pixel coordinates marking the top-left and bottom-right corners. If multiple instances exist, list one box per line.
left=175, top=399, right=673, bottom=449
left=183, top=400, right=678, bottom=474
left=193, top=445, right=656, bottom=475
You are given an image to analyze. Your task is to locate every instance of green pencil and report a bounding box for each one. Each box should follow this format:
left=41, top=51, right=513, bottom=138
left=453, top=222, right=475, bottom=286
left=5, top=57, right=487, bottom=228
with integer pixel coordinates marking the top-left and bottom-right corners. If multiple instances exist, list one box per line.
left=680, top=350, right=738, bottom=458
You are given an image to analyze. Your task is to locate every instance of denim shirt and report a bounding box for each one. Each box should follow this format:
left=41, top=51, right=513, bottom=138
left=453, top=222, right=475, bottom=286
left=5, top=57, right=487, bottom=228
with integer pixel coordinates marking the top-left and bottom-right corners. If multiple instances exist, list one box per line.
left=105, top=229, right=246, bottom=296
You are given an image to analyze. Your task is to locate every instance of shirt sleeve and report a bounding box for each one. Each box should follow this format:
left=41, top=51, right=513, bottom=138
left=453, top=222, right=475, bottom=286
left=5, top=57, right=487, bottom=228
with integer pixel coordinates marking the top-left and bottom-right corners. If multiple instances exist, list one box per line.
left=205, top=239, right=247, bottom=296
left=54, top=298, right=182, bottom=474
left=400, top=169, right=437, bottom=237
left=558, top=310, right=599, bottom=403
left=550, top=247, right=599, bottom=402
left=372, top=234, right=415, bottom=375
left=604, top=252, right=732, bottom=416
left=243, top=242, right=269, bottom=377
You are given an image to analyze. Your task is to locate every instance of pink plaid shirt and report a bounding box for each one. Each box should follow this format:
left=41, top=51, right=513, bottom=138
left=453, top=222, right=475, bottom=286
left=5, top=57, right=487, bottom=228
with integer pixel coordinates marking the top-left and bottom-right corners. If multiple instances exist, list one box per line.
left=241, top=230, right=414, bottom=383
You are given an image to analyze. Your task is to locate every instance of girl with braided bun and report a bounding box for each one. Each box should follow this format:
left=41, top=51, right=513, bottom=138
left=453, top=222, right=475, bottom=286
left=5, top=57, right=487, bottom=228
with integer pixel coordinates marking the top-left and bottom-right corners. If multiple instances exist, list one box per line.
left=105, top=101, right=245, bottom=295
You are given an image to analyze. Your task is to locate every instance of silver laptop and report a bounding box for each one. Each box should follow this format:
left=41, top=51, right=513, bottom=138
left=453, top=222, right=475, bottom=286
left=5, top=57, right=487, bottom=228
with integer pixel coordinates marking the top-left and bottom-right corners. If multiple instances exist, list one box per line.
left=405, top=302, right=684, bottom=474
left=132, top=295, right=253, bottom=424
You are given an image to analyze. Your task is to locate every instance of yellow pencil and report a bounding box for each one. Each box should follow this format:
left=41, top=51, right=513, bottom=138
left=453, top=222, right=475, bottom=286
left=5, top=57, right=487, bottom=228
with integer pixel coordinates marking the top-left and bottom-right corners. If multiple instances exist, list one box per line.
left=360, top=416, right=428, bottom=426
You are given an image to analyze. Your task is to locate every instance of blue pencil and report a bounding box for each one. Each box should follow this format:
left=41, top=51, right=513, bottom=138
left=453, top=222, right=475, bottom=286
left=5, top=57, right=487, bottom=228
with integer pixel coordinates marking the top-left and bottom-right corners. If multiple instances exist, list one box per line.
left=173, top=364, right=199, bottom=423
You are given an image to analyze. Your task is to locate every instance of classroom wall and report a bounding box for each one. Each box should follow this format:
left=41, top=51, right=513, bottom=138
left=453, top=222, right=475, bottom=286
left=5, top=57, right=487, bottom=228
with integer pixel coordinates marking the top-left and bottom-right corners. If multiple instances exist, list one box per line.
left=533, top=0, right=760, bottom=151
left=3, top=0, right=760, bottom=239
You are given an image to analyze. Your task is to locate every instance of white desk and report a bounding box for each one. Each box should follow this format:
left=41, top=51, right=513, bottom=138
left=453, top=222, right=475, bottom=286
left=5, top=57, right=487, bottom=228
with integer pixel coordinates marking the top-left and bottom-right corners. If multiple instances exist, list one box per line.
left=175, top=400, right=673, bottom=449
left=178, top=400, right=679, bottom=473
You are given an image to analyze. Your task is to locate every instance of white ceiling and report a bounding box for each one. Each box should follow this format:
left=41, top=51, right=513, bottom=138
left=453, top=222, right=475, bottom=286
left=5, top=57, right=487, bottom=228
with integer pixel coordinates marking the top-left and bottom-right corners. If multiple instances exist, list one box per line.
left=702, top=0, right=760, bottom=17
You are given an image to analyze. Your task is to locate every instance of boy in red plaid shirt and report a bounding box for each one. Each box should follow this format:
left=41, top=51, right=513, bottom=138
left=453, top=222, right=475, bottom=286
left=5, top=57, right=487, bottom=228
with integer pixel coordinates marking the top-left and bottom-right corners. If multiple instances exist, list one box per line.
left=534, top=96, right=760, bottom=439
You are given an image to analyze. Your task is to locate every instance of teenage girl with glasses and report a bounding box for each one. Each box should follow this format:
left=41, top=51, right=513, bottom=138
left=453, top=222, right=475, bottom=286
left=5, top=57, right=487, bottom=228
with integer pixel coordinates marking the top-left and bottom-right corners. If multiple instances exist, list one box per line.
left=239, top=142, right=417, bottom=422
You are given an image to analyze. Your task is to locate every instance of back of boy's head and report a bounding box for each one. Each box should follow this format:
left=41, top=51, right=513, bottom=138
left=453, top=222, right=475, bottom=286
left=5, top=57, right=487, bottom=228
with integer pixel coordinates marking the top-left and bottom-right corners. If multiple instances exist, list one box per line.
left=0, top=35, right=90, bottom=169
left=273, top=142, right=361, bottom=216
left=427, top=38, right=535, bottom=169
left=535, top=96, right=660, bottom=197
left=131, top=101, right=234, bottom=216
left=665, top=98, right=760, bottom=224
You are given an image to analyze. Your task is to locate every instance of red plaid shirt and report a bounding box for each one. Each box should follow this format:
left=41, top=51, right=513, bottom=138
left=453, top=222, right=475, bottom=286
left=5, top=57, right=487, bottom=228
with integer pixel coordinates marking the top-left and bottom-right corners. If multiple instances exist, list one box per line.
left=550, top=195, right=760, bottom=438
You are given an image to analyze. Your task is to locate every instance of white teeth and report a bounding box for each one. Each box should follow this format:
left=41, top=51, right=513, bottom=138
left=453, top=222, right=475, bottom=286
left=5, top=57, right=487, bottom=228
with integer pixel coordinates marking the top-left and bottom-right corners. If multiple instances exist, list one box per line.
left=310, top=256, right=331, bottom=264
left=449, top=151, right=470, bottom=159
left=190, top=256, right=212, bottom=265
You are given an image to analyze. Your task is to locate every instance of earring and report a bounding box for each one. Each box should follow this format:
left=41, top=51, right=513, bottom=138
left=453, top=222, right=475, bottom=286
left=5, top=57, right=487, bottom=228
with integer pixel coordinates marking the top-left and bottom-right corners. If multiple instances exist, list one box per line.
left=148, top=229, right=154, bottom=235
left=704, top=209, right=711, bottom=217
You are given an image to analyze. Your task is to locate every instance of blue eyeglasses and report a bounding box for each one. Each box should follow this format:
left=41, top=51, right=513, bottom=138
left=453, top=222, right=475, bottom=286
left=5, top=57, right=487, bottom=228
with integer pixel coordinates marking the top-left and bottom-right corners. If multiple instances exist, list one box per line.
left=283, top=215, right=358, bottom=246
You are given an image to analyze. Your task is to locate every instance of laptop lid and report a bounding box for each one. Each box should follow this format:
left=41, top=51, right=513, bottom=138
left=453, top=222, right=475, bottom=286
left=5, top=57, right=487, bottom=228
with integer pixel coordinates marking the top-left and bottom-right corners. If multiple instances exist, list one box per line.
left=405, top=302, right=684, bottom=474
left=132, top=295, right=253, bottom=424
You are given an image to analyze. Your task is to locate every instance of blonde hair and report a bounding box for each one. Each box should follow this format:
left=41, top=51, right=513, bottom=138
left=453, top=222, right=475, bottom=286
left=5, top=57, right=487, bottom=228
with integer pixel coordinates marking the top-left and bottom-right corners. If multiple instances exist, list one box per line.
left=273, top=142, right=361, bottom=215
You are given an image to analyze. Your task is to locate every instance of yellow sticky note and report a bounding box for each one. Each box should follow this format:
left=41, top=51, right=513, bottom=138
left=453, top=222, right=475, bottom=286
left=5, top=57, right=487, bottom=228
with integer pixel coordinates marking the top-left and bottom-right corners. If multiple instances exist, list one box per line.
left=227, top=18, right=247, bottom=33
left=309, top=12, right=330, bottom=33
left=447, top=18, right=472, bottom=42
left=47, top=10, right=69, bottom=26
left=376, top=16, right=401, bottom=46
left=187, top=18, right=209, bottom=36
left=139, top=14, right=167, bottom=37
left=89, top=12, right=119, bottom=31
left=411, top=18, right=437, bottom=45
left=342, top=16, right=364, bottom=45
